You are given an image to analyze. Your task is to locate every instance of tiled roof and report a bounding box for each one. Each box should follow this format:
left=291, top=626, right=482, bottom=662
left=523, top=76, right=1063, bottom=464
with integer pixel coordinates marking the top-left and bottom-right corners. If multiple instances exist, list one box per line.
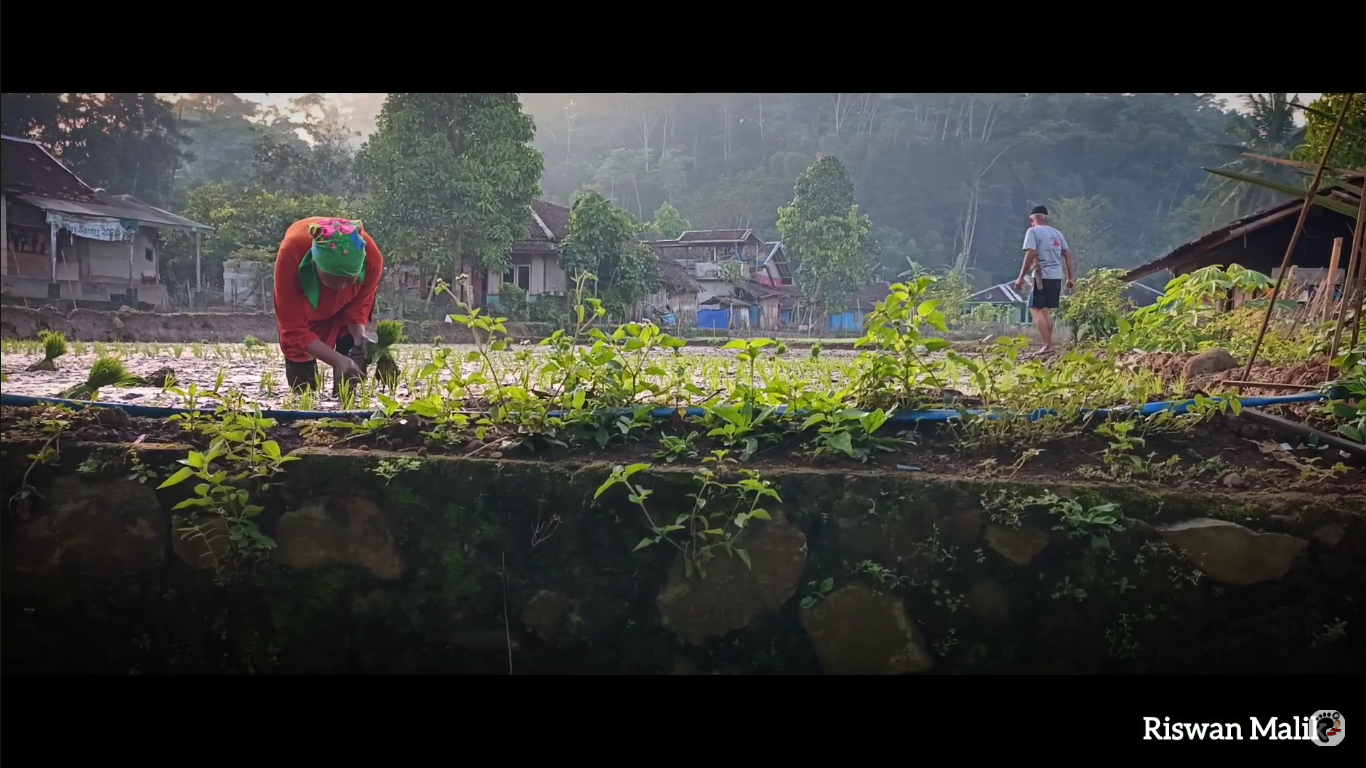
left=509, top=199, right=571, bottom=253
left=742, top=280, right=794, bottom=300
left=657, top=257, right=701, bottom=293
left=511, top=199, right=571, bottom=253
left=0, top=135, right=103, bottom=204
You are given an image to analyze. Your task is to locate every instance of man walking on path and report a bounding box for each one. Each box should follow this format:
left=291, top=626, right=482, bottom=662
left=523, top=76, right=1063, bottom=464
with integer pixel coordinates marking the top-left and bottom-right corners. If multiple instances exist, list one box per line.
left=1012, top=205, right=1075, bottom=351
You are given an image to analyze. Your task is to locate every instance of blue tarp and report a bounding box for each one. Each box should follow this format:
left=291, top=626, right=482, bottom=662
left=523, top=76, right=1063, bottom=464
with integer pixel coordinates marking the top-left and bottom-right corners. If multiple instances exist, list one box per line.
left=828, top=311, right=863, bottom=331
left=697, top=308, right=730, bottom=329
left=0, top=392, right=1331, bottom=424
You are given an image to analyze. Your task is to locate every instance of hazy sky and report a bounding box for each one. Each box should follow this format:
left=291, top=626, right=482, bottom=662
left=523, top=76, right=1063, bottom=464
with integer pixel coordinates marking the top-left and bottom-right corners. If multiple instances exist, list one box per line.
left=236, top=92, right=1326, bottom=136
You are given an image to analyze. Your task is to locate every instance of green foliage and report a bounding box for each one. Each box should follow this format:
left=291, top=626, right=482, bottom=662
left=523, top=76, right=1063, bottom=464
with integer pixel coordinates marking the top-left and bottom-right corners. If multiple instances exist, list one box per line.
left=1323, top=344, right=1366, bottom=444
left=923, top=268, right=972, bottom=325
left=157, top=399, right=300, bottom=574
left=849, top=276, right=953, bottom=410
left=496, top=282, right=529, bottom=321
left=158, top=183, right=351, bottom=288
left=650, top=202, right=691, bottom=239
left=358, top=93, right=544, bottom=274
left=595, top=459, right=779, bottom=580
left=790, top=155, right=858, bottom=220
left=1293, top=93, right=1366, bottom=172
left=1059, top=268, right=1131, bottom=343
left=1107, top=265, right=1282, bottom=355
left=559, top=190, right=660, bottom=317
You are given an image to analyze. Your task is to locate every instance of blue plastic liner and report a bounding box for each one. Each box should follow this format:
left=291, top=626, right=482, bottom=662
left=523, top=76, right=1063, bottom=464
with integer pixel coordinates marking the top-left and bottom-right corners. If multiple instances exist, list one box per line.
left=0, top=391, right=1329, bottom=424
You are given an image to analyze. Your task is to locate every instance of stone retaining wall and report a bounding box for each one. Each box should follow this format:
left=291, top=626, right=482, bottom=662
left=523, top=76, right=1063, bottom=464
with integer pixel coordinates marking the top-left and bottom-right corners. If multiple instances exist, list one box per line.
left=1, top=438, right=1359, bottom=674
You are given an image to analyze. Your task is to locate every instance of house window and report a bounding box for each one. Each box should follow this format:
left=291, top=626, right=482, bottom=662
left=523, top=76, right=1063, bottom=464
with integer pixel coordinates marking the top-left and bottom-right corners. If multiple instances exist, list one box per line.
left=145, top=247, right=155, bottom=262
left=502, top=264, right=531, bottom=291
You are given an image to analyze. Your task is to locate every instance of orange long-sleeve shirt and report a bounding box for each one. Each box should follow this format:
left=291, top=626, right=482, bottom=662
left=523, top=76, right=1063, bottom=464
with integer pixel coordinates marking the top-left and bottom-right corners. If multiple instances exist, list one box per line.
left=273, top=217, right=384, bottom=363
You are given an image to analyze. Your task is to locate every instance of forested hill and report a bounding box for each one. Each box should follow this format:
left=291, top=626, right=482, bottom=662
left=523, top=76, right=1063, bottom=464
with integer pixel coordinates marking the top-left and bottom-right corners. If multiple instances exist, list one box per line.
left=3, top=92, right=1340, bottom=294
left=518, top=93, right=1289, bottom=284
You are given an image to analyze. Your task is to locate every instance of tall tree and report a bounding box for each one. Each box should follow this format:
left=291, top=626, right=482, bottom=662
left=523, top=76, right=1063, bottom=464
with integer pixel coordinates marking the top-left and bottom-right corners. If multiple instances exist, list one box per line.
left=777, top=155, right=873, bottom=320
left=2, top=93, right=188, bottom=207
left=649, top=202, right=691, bottom=238
left=357, top=93, right=545, bottom=290
left=0, top=92, right=62, bottom=139
left=169, top=93, right=264, bottom=197
left=1204, top=93, right=1306, bottom=216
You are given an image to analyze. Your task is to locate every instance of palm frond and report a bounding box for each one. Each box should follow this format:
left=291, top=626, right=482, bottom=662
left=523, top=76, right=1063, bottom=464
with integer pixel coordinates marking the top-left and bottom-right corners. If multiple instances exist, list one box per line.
left=1240, top=152, right=1364, bottom=180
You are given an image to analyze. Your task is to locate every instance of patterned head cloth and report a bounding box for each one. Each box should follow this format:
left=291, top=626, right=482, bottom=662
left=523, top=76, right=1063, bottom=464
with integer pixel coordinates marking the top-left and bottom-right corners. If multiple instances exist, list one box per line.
left=298, top=218, right=367, bottom=309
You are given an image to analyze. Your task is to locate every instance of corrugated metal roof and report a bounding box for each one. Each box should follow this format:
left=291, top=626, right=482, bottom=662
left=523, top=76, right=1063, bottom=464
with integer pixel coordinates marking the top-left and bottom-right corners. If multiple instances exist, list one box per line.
left=13, top=192, right=213, bottom=232
left=970, top=283, right=1024, bottom=303
left=1122, top=182, right=1362, bottom=282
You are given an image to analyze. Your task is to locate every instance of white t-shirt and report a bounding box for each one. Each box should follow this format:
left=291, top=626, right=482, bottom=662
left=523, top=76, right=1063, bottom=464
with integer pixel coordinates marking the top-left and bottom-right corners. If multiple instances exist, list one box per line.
left=1023, top=225, right=1068, bottom=280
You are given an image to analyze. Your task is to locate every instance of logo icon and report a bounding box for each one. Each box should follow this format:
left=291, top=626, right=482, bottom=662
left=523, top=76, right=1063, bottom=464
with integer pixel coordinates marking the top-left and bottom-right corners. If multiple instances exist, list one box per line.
left=1311, top=710, right=1344, bottom=746
left=1051, top=238, right=1061, bottom=249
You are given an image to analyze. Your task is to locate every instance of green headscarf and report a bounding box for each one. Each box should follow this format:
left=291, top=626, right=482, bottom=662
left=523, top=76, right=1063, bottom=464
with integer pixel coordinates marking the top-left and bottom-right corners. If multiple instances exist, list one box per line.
left=298, top=218, right=367, bottom=309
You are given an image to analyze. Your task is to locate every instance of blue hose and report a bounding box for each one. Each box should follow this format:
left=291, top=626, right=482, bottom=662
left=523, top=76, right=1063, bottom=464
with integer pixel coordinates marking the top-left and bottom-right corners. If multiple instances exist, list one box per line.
left=0, top=391, right=1330, bottom=424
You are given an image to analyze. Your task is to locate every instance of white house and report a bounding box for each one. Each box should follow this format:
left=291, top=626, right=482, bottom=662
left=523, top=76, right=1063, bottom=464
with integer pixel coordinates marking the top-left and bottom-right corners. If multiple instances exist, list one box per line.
left=1, top=135, right=213, bottom=308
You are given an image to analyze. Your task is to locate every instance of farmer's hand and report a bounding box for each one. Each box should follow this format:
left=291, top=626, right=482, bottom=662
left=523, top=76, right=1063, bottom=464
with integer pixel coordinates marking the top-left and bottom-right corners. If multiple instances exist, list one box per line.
left=349, top=340, right=370, bottom=367
left=332, top=354, right=362, bottom=381
left=1012, top=278, right=1025, bottom=293
left=1066, top=279, right=1075, bottom=293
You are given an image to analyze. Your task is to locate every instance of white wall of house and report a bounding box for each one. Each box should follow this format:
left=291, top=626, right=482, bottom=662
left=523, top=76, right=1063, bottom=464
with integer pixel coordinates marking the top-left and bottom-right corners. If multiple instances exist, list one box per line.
left=2, top=200, right=168, bottom=304
left=84, top=230, right=157, bottom=281
left=490, top=253, right=568, bottom=296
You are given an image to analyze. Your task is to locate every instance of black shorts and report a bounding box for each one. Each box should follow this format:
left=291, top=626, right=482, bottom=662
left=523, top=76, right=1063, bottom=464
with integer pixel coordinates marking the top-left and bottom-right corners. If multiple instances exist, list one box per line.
left=1029, top=278, right=1062, bottom=310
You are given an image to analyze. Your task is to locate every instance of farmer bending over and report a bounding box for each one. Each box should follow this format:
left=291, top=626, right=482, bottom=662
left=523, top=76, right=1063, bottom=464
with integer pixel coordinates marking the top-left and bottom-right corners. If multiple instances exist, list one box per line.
left=1012, top=205, right=1074, bottom=351
left=273, top=217, right=384, bottom=395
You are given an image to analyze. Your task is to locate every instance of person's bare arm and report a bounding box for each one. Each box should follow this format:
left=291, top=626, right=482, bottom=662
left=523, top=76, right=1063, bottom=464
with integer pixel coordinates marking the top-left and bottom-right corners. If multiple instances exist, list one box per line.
left=1015, top=250, right=1038, bottom=290
left=1062, top=249, right=1075, bottom=290
left=304, top=339, right=351, bottom=368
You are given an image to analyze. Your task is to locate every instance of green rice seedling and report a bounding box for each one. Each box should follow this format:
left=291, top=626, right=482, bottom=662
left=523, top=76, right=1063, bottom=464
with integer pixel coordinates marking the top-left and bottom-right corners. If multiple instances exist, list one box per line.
left=371, top=320, right=407, bottom=391
left=27, top=330, right=68, bottom=372
left=60, top=355, right=140, bottom=400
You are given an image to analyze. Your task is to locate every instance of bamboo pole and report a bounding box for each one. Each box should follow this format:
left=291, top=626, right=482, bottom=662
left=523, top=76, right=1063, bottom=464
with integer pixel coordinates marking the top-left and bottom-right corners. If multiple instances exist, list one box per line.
left=1216, top=379, right=1321, bottom=391
left=1241, top=92, right=1357, bottom=380
left=1347, top=204, right=1366, bottom=351
left=1333, top=218, right=1362, bottom=335
left=1329, top=185, right=1366, bottom=361
left=1238, top=407, right=1366, bottom=459
left=1318, top=237, right=1343, bottom=322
